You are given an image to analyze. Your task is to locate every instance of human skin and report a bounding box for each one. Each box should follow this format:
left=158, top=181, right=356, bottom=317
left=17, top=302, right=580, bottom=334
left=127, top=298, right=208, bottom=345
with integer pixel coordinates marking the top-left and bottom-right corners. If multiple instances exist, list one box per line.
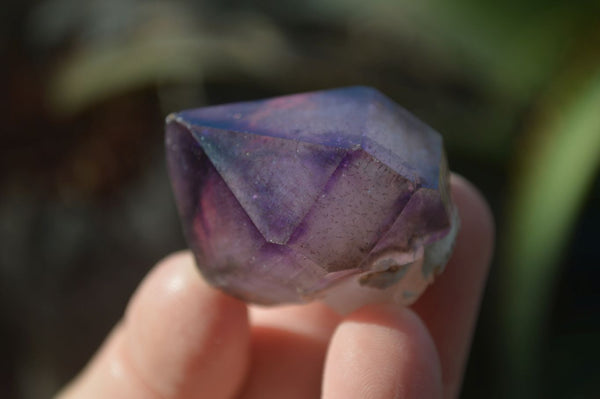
left=57, top=174, right=494, bottom=399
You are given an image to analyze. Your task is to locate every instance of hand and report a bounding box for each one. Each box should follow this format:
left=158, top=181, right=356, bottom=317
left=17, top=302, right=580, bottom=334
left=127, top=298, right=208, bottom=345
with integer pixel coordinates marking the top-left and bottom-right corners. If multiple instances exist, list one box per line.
left=56, top=174, right=493, bottom=399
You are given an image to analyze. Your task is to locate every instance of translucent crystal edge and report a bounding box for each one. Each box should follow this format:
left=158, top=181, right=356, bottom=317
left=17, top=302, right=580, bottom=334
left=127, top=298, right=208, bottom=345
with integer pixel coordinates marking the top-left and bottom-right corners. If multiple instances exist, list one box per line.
left=319, top=208, right=460, bottom=314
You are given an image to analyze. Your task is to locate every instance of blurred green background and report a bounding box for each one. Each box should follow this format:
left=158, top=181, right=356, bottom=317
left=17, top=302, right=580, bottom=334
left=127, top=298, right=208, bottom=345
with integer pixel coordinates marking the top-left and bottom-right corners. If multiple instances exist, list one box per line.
left=1, top=0, right=599, bottom=398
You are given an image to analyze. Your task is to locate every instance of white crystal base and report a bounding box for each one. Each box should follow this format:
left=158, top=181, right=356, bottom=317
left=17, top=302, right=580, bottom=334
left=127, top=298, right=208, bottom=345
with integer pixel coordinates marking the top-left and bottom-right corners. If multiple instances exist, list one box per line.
left=320, top=208, right=460, bottom=314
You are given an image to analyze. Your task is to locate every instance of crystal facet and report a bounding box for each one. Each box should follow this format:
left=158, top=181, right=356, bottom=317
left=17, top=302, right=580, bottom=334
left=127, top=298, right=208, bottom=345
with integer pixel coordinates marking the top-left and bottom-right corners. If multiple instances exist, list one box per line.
left=166, top=86, right=458, bottom=312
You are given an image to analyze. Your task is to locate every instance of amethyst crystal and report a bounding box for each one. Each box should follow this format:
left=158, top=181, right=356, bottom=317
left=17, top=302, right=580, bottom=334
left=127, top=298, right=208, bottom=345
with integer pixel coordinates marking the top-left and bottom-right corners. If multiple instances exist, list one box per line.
left=166, top=86, right=458, bottom=312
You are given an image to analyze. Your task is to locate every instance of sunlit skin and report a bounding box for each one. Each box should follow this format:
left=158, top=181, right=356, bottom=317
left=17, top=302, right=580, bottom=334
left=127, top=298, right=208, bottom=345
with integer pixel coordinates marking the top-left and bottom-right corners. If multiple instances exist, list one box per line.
left=57, top=174, right=493, bottom=399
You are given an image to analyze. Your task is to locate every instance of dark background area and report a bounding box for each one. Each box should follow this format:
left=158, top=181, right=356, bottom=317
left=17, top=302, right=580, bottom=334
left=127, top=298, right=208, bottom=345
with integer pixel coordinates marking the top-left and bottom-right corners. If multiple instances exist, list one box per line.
left=1, top=1, right=599, bottom=398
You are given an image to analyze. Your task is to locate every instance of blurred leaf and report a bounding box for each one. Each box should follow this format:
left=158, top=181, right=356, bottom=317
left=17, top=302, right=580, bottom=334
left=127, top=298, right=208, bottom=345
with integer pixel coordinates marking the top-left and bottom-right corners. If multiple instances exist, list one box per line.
left=48, top=8, right=292, bottom=114
left=28, top=0, right=142, bottom=47
left=49, top=34, right=204, bottom=114
left=502, top=60, right=600, bottom=395
left=307, top=0, right=591, bottom=101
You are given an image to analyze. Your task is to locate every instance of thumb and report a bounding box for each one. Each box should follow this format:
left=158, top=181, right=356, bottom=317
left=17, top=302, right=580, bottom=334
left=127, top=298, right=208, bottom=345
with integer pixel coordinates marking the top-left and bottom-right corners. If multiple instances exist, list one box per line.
left=56, top=251, right=250, bottom=399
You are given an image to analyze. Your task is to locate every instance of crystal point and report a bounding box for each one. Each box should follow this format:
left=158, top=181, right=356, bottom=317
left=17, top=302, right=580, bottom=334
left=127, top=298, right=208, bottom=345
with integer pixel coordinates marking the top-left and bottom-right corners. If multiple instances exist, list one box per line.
left=166, top=86, right=458, bottom=312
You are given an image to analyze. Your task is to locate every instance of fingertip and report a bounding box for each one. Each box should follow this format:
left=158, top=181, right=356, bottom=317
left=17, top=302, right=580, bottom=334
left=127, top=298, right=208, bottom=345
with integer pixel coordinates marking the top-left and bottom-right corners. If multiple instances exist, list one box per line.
left=123, top=250, right=250, bottom=399
left=323, top=304, right=442, bottom=399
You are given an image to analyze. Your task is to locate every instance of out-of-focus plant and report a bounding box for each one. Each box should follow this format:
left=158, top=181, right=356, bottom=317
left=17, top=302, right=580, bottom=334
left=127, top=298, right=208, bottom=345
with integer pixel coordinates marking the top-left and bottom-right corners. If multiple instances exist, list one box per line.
left=503, top=51, right=600, bottom=395
left=306, top=0, right=579, bottom=100
left=30, top=0, right=295, bottom=114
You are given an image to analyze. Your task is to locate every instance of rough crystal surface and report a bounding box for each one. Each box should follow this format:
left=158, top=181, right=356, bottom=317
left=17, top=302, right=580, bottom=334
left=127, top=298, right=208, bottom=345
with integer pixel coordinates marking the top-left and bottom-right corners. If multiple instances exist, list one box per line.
left=166, top=86, right=457, bottom=312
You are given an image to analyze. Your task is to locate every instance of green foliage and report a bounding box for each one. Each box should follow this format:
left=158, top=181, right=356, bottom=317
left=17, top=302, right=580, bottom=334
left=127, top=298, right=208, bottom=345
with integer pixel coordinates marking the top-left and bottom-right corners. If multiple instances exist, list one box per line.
left=503, top=64, right=600, bottom=395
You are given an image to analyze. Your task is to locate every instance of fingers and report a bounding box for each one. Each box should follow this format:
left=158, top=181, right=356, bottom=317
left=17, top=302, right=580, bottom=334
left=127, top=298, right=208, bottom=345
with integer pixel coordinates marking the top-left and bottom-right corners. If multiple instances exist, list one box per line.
left=249, top=301, right=342, bottom=342
left=322, top=305, right=443, bottom=399
left=412, top=174, right=494, bottom=398
left=238, top=302, right=341, bottom=399
left=57, top=251, right=250, bottom=399
left=239, top=326, right=327, bottom=399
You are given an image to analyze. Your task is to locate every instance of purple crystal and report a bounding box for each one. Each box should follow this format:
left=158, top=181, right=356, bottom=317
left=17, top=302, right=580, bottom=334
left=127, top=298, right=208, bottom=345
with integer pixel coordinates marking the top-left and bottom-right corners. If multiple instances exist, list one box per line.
left=166, top=86, right=458, bottom=311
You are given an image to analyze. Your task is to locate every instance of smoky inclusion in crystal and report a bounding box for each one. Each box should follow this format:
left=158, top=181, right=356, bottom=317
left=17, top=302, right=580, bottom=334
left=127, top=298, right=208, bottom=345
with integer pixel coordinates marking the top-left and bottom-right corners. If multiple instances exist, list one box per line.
left=166, top=86, right=458, bottom=313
